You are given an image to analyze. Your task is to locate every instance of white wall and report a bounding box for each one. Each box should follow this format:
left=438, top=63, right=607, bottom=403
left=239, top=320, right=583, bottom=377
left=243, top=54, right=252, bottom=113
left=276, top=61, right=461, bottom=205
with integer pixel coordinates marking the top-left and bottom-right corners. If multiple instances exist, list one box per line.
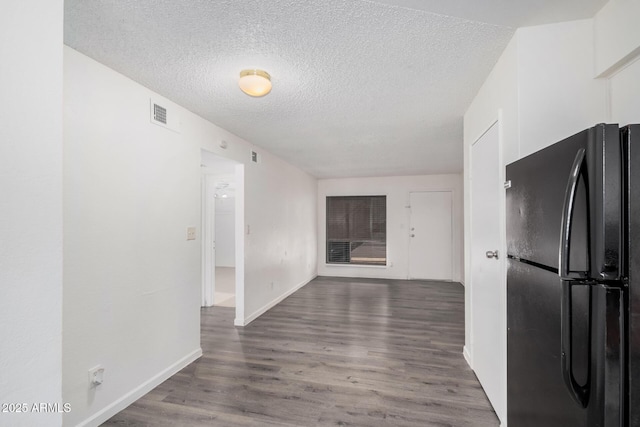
left=595, top=0, right=640, bottom=76
left=317, top=175, right=464, bottom=283
left=516, top=20, right=608, bottom=158
left=63, top=46, right=317, bottom=425
left=599, top=0, right=640, bottom=125
left=609, top=57, right=640, bottom=125
left=0, top=1, right=63, bottom=426
left=215, top=195, right=236, bottom=267
left=240, top=149, right=318, bottom=323
left=464, top=37, right=520, bottom=164
left=63, top=47, right=203, bottom=426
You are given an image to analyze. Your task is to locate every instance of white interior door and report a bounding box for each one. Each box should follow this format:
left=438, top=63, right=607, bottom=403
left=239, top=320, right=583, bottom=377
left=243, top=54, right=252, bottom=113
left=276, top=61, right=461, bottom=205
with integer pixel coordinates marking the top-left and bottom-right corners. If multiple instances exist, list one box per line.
left=408, top=191, right=453, bottom=280
left=470, top=122, right=505, bottom=422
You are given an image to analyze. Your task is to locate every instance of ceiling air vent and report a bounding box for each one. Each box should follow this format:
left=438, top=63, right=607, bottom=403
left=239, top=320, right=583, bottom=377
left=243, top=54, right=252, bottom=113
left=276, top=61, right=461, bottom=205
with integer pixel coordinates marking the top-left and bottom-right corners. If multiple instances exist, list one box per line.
left=153, top=103, right=167, bottom=124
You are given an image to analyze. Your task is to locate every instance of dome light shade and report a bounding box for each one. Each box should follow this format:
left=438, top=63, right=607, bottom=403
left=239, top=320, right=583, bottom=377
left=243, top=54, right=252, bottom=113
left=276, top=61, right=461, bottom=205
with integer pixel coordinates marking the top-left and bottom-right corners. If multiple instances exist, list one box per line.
left=238, top=69, right=272, bottom=97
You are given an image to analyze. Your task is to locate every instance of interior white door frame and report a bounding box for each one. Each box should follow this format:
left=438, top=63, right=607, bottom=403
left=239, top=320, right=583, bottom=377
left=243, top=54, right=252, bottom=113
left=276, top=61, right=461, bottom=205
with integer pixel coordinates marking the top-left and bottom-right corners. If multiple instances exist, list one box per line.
left=233, top=163, right=245, bottom=325
left=201, top=172, right=217, bottom=307
left=468, top=113, right=507, bottom=423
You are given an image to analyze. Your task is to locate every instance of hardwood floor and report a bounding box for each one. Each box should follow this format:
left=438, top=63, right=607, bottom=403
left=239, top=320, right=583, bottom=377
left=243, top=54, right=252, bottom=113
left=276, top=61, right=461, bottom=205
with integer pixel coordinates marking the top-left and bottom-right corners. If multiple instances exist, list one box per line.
left=103, top=276, right=499, bottom=426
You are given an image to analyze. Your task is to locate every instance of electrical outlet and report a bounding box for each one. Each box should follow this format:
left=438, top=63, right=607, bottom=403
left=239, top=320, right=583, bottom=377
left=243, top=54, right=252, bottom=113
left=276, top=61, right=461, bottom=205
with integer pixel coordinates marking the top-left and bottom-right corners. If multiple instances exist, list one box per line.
left=89, top=366, right=104, bottom=386
left=187, top=227, right=196, bottom=240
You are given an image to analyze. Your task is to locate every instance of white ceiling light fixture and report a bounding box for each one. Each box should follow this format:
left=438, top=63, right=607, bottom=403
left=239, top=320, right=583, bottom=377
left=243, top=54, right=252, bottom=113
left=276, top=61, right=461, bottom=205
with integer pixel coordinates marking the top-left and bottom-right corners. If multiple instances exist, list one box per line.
left=238, top=69, right=272, bottom=97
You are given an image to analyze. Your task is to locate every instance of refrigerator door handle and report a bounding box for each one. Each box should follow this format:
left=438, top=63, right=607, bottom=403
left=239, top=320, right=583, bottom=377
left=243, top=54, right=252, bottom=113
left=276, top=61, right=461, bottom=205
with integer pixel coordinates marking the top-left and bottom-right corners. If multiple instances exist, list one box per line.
left=561, top=280, right=590, bottom=407
left=559, top=148, right=587, bottom=280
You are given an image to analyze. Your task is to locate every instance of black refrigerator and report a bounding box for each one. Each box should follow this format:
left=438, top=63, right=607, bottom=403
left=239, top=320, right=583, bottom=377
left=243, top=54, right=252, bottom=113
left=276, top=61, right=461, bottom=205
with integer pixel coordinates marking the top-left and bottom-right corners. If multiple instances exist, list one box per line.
left=506, top=123, right=640, bottom=427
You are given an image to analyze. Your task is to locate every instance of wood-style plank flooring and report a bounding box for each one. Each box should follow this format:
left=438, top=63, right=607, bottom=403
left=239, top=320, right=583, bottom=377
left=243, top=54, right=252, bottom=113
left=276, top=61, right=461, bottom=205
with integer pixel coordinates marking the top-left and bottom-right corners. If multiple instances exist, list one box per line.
left=103, top=276, right=499, bottom=426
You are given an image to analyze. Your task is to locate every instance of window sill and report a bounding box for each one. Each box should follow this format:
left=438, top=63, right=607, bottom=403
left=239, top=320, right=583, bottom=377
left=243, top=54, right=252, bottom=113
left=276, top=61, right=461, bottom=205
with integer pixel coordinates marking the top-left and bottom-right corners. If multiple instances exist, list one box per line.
left=324, top=263, right=388, bottom=269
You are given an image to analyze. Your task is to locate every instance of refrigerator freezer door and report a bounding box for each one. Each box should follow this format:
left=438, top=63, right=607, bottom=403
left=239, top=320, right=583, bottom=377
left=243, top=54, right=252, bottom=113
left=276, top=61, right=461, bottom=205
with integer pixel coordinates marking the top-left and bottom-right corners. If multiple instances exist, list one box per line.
left=506, top=124, right=622, bottom=279
left=507, top=259, right=588, bottom=426
left=588, top=125, right=623, bottom=280
left=506, top=129, right=591, bottom=271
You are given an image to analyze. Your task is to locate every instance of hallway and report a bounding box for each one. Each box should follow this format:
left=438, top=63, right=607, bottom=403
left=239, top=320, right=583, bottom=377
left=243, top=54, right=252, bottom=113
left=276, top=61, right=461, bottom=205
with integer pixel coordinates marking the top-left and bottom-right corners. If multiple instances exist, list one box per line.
left=103, top=277, right=498, bottom=426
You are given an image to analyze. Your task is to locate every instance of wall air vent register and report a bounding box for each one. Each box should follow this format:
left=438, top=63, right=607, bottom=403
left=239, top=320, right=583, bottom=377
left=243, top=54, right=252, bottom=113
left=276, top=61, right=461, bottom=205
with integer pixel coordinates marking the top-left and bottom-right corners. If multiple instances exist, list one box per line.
left=149, top=98, right=181, bottom=133
left=153, top=103, right=167, bottom=124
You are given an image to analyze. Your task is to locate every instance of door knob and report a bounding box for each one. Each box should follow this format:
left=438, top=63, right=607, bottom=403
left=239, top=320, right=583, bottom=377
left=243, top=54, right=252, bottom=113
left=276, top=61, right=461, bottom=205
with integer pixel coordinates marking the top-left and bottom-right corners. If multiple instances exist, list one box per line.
left=411, top=234, right=415, bottom=237
left=485, top=250, right=499, bottom=259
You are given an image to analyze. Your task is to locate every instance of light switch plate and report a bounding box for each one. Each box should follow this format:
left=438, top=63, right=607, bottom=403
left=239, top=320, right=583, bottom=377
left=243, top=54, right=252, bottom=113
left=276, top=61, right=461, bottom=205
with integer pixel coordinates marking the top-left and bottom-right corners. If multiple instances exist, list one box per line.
left=187, top=227, right=196, bottom=240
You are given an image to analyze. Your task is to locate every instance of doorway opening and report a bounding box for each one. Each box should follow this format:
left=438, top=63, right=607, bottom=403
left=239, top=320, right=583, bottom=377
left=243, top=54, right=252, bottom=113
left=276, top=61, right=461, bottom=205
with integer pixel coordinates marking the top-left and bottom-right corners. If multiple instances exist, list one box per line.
left=201, top=149, right=243, bottom=318
left=212, top=189, right=235, bottom=307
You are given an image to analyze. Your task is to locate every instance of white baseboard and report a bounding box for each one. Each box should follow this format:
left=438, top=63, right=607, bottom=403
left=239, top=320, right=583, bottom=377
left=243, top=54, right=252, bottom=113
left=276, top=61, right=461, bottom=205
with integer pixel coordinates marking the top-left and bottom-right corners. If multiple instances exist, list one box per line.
left=76, top=348, right=203, bottom=427
left=317, top=272, right=408, bottom=280
left=463, top=345, right=473, bottom=369
left=235, top=275, right=317, bottom=327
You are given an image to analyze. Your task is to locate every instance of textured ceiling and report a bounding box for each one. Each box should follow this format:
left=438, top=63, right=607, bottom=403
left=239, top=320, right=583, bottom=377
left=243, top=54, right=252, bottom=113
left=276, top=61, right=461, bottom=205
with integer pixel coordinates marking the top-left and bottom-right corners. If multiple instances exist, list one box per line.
left=64, top=0, right=607, bottom=178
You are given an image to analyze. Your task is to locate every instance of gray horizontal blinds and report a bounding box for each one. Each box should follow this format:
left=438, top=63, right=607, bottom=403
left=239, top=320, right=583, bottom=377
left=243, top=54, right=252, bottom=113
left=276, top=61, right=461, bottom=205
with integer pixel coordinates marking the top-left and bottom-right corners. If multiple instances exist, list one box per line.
left=326, top=196, right=386, bottom=265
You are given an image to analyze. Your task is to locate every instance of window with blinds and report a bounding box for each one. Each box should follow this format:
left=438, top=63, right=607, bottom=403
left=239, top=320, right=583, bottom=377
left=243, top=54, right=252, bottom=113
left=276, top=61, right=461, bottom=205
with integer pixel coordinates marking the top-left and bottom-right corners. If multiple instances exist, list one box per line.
left=326, top=195, right=386, bottom=265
